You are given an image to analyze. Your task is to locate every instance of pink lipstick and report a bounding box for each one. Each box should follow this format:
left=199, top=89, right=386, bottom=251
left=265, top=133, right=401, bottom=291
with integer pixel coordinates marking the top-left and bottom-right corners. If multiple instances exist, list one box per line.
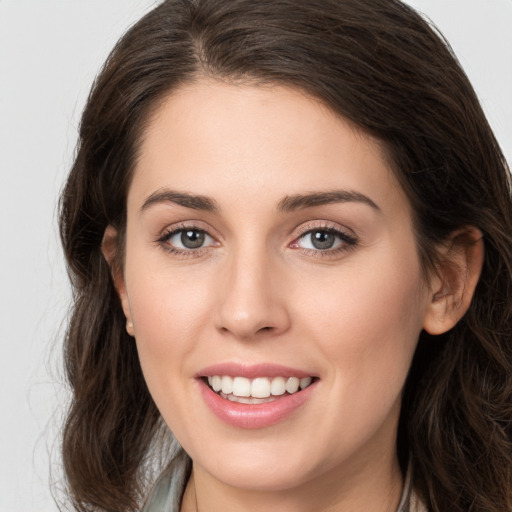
left=196, top=363, right=318, bottom=429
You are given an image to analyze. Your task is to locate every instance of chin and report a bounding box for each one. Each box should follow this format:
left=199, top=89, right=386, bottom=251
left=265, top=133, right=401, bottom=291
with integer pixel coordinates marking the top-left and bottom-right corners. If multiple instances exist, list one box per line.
left=203, top=456, right=318, bottom=492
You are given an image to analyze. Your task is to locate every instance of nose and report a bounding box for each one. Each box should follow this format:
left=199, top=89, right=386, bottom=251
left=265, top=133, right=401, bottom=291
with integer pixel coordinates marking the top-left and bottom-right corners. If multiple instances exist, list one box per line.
left=214, top=248, right=291, bottom=340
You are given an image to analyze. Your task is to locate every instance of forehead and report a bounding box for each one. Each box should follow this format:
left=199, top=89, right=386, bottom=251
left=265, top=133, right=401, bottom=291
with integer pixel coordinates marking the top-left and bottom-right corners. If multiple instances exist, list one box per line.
left=130, top=80, right=408, bottom=217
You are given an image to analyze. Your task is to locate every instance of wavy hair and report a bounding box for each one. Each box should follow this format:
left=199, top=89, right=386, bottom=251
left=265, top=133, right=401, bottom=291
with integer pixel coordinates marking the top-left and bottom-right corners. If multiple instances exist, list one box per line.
left=59, top=0, right=512, bottom=510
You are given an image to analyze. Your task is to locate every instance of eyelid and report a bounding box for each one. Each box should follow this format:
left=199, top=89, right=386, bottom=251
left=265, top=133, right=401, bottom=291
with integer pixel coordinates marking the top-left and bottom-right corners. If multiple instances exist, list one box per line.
left=289, top=220, right=359, bottom=255
left=293, top=220, right=357, bottom=240
left=156, top=219, right=219, bottom=240
left=154, top=219, right=358, bottom=258
left=156, top=221, right=220, bottom=256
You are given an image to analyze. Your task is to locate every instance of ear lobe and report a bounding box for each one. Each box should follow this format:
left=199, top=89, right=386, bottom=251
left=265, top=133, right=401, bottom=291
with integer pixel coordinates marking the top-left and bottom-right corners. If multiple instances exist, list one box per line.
left=102, top=225, right=134, bottom=335
left=422, top=227, right=484, bottom=335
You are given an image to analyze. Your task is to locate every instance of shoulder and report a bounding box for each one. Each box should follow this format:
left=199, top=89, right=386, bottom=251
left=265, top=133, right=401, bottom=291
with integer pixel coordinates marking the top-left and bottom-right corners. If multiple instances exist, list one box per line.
left=142, top=450, right=191, bottom=512
left=397, top=460, right=429, bottom=512
left=409, top=489, right=429, bottom=512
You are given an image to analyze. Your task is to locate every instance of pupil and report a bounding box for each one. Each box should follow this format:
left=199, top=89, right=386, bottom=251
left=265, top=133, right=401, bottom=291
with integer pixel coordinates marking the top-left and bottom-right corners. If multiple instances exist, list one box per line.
left=312, top=231, right=335, bottom=250
left=181, top=230, right=205, bottom=249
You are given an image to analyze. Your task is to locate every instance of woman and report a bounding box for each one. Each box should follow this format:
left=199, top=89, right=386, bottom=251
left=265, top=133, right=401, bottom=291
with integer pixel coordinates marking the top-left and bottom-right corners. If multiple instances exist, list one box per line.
left=59, top=0, right=512, bottom=511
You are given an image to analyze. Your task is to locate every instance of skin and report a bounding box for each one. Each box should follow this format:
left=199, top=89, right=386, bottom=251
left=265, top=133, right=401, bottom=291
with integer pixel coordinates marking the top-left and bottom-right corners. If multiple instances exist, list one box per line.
left=105, top=80, right=483, bottom=512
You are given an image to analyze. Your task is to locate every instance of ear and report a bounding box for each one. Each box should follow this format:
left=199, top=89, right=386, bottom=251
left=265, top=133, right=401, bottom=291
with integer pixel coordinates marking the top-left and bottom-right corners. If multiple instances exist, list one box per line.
left=422, top=226, right=484, bottom=335
left=102, top=225, right=135, bottom=337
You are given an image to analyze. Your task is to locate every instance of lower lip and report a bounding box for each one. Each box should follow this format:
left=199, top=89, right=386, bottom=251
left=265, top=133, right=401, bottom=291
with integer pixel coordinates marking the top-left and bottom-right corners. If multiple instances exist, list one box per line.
left=198, top=379, right=317, bottom=429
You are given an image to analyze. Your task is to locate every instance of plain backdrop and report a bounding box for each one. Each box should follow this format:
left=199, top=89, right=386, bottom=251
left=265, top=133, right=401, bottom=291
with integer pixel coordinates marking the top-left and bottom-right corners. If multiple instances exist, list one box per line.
left=0, top=1, right=511, bottom=511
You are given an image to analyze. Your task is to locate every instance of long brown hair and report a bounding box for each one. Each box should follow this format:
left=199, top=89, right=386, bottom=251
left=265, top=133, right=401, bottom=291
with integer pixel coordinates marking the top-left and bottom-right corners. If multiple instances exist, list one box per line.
left=59, top=0, right=512, bottom=510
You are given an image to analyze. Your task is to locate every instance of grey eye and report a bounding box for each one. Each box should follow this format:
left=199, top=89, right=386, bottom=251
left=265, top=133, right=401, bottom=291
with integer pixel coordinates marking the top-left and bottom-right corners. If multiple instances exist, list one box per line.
left=298, top=230, right=341, bottom=250
left=309, top=231, right=336, bottom=250
left=180, top=229, right=205, bottom=249
left=166, top=228, right=214, bottom=250
left=294, top=227, right=357, bottom=253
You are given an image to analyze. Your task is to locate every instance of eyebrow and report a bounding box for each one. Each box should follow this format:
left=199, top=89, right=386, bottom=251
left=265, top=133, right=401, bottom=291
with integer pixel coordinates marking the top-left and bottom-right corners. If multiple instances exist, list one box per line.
left=277, top=190, right=380, bottom=212
left=139, top=189, right=220, bottom=214
left=139, top=188, right=380, bottom=215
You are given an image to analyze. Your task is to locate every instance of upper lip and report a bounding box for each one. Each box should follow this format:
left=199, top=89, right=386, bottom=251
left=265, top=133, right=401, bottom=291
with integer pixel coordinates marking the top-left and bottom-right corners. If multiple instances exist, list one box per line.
left=196, top=362, right=317, bottom=379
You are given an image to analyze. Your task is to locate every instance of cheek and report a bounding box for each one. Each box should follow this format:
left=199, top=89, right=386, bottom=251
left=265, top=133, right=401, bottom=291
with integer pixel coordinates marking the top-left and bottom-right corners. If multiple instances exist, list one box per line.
left=125, top=268, right=217, bottom=440
left=123, top=252, right=216, bottom=383
left=284, top=252, right=427, bottom=463
left=294, top=245, right=427, bottom=396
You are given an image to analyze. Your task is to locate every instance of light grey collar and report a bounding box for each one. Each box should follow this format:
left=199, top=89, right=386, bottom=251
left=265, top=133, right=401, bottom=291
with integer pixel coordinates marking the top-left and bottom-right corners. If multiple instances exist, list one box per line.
left=142, top=450, right=190, bottom=512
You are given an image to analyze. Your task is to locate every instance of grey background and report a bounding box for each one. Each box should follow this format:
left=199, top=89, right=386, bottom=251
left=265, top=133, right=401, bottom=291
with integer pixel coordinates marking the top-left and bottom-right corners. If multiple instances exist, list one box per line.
left=0, top=1, right=510, bottom=510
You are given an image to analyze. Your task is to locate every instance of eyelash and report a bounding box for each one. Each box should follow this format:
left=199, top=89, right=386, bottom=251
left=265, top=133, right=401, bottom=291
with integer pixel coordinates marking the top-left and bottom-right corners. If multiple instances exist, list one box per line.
left=157, top=223, right=216, bottom=257
left=291, top=222, right=358, bottom=258
left=156, top=222, right=358, bottom=258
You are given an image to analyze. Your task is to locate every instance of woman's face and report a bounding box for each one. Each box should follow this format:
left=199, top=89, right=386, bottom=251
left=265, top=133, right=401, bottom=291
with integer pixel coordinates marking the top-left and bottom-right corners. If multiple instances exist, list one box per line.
left=117, top=80, right=434, bottom=492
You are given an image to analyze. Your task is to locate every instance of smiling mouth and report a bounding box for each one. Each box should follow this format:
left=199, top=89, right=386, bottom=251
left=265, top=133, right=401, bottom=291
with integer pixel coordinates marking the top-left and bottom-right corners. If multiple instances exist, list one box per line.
left=205, top=375, right=315, bottom=404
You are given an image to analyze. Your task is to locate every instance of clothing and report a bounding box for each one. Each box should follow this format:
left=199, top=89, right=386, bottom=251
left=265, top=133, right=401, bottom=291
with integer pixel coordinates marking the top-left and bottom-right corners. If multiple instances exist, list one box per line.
left=142, top=451, right=190, bottom=512
left=142, top=450, right=428, bottom=512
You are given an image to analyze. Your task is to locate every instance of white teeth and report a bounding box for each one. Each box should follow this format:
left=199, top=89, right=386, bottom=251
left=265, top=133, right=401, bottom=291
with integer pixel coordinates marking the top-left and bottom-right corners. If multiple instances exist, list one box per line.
left=232, top=376, right=251, bottom=397
left=270, top=376, right=286, bottom=396
left=211, top=375, right=222, bottom=392
left=285, top=377, right=300, bottom=394
left=300, top=376, right=312, bottom=389
left=207, top=374, right=314, bottom=398
left=221, top=375, right=233, bottom=394
left=224, top=393, right=276, bottom=404
left=251, top=377, right=271, bottom=398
